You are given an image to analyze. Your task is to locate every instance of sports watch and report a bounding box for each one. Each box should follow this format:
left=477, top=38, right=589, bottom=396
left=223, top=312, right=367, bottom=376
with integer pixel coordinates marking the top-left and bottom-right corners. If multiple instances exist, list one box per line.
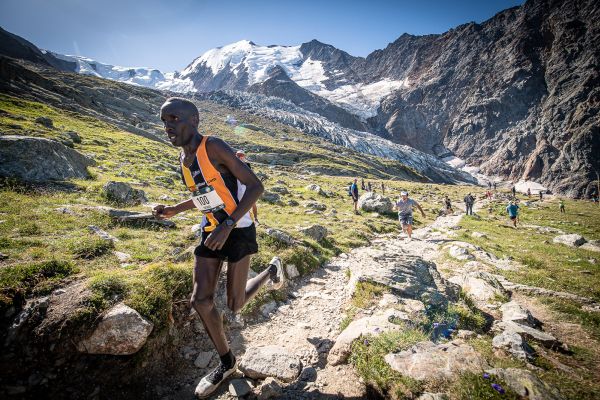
left=224, top=217, right=236, bottom=228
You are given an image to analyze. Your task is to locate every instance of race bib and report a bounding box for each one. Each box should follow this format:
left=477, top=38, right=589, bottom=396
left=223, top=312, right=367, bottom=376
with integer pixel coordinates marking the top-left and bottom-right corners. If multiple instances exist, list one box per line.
left=191, top=186, right=225, bottom=213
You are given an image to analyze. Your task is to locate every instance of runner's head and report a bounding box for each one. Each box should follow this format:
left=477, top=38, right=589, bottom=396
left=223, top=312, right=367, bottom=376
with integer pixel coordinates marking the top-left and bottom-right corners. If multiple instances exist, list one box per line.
left=160, top=97, right=200, bottom=147
left=354, top=178, right=357, bottom=183
left=400, top=191, right=408, bottom=201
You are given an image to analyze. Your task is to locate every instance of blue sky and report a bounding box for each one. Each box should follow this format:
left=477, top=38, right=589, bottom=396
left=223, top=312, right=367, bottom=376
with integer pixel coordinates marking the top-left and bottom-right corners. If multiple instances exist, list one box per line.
left=0, top=0, right=523, bottom=72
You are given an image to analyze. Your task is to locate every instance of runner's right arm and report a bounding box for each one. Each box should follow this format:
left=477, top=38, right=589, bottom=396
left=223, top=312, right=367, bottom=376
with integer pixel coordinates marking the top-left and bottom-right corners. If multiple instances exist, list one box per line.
left=153, top=200, right=195, bottom=219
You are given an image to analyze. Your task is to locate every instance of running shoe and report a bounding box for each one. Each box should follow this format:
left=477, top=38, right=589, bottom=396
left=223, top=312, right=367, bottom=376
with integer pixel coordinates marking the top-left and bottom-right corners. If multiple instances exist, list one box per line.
left=269, top=256, right=285, bottom=290
left=194, top=358, right=237, bottom=398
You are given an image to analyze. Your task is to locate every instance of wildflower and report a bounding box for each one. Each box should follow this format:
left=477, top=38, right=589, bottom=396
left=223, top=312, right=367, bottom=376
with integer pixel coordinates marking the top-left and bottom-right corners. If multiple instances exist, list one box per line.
left=483, top=373, right=490, bottom=379
left=491, top=383, right=505, bottom=394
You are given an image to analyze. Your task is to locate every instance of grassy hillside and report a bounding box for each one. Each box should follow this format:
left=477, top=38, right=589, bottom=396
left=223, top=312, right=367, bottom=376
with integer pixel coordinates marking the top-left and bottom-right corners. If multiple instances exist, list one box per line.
left=0, top=93, right=476, bottom=329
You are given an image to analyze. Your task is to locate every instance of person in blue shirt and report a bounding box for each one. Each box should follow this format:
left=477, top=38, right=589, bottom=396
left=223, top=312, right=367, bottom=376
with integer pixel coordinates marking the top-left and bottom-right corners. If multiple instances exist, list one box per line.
left=350, top=178, right=359, bottom=214
left=506, top=201, right=520, bottom=227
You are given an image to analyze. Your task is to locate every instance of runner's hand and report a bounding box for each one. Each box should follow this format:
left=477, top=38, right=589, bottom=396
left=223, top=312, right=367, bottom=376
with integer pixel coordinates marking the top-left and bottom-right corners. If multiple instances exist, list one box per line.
left=204, top=224, right=233, bottom=250
left=153, top=204, right=177, bottom=219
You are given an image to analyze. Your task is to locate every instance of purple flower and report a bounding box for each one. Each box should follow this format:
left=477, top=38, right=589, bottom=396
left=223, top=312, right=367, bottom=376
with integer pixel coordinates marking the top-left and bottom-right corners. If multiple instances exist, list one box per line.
left=363, top=339, right=369, bottom=346
left=483, top=373, right=490, bottom=379
left=433, top=322, right=439, bottom=327
left=491, top=383, right=505, bottom=394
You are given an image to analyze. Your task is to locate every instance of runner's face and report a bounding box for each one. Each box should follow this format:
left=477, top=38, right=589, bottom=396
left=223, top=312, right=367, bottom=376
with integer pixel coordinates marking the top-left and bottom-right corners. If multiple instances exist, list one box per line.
left=402, top=195, right=408, bottom=201
left=160, top=103, right=197, bottom=147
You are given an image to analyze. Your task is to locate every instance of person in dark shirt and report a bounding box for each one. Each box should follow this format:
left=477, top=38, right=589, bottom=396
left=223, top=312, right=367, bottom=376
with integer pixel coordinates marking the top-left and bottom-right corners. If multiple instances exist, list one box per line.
left=350, top=178, right=359, bottom=214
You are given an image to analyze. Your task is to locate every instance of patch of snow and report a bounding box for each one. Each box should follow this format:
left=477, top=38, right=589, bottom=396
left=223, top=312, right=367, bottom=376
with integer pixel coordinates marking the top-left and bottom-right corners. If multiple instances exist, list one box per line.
left=515, top=180, right=547, bottom=194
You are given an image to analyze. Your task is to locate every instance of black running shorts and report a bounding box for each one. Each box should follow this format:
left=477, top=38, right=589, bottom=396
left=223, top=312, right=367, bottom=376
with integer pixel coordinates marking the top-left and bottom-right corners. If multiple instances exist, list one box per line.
left=195, top=225, right=258, bottom=263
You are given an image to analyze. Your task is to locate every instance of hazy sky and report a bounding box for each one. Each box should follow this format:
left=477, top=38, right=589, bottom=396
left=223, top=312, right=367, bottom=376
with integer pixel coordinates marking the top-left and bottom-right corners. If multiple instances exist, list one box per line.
left=0, top=0, right=523, bottom=72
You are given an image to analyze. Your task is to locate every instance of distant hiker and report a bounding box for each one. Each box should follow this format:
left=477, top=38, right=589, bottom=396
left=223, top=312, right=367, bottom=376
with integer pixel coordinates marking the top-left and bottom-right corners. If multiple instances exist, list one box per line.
left=487, top=181, right=491, bottom=190
left=506, top=200, right=520, bottom=227
left=395, top=191, right=426, bottom=241
left=486, top=190, right=492, bottom=200
left=493, top=182, right=497, bottom=191
left=236, top=150, right=259, bottom=224
left=511, top=185, right=516, bottom=197
left=464, top=192, right=475, bottom=215
left=153, top=98, right=284, bottom=398
left=381, top=182, right=385, bottom=195
left=350, top=178, right=359, bottom=214
left=367, top=181, right=372, bottom=192
left=361, top=178, right=365, bottom=191
left=527, top=188, right=531, bottom=198
left=559, top=199, right=566, bottom=214
left=444, top=195, right=453, bottom=215
left=539, top=191, right=543, bottom=201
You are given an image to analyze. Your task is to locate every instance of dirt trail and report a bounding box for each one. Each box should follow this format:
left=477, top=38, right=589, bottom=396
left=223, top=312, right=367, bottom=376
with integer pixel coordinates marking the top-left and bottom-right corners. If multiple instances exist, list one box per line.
left=207, top=211, right=469, bottom=399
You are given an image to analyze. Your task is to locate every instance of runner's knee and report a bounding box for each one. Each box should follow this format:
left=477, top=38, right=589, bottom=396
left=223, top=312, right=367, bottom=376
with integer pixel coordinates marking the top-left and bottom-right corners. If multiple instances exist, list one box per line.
left=190, top=294, right=214, bottom=314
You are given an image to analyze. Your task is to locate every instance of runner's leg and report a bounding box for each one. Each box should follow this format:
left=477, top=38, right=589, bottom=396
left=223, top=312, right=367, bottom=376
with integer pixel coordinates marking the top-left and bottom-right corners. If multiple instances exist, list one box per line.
left=226, top=255, right=272, bottom=313
left=190, top=256, right=229, bottom=356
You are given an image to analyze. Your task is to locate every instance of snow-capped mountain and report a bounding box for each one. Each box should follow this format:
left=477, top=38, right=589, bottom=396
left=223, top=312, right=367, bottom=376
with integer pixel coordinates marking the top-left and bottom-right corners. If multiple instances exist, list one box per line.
left=199, top=90, right=475, bottom=184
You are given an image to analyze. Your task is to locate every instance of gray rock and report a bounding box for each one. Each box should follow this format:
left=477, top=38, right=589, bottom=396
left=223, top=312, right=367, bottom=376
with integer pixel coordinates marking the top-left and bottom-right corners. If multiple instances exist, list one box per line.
left=88, top=225, right=118, bottom=242
left=265, top=228, right=295, bottom=245
left=260, top=301, right=277, bottom=317
left=113, top=251, right=132, bottom=263
left=495, top=320, right=559, bottom=348
left=239, top=345, right=302, bottom=382
left=486, top=368, right=564, bottom=400
left=304, top=201, right=327, bottom=211
left=329, top=309, right=408, bottom=365
left=305, top=184, right=326, bottom=196
left=191, top=223, right=202, bottom=237
left=270, top=186, right=290, bottom=195
left=471, top=232, right=488, bottom=239
left=492, top=331, right=533, bottom=361
left=299, top=224, right=328, bottom=242
left=261, top=191, right=281, bottom=204
left=77, top=303, right=153, bottom=355
left=417, top=394, right=448, bottom=400
left=256, top=377, right=283, bottom=400
left=448, top=245, right=475, bottom=260
left=34, top=116, right=53, bottom=128
left=229, top=378, right=253, bottom=397
left=500, top=301, right=538, bottom=327
left=194, top=351, right=214, bottom=368
left=0, top=136, right=96, bottom=181
left=449, top=271, right=508, bottom=302
left=102, top=181, right=147, bottom=206
left=285, top=264, right=300, bottom=279
left=299, top=366, right=317, bottom=382
left=358, top=192, right=393, bottom=214
left=553, top=234, right=586, bottom=247
left=455, top=330, right=477, bottom=340
left=385, top=340, right=489, bottom=381
left=65, top=131, right=82, bottom=143
left=108, top=209, right=175, bottom=228
left=287, top=199, right=299, bottom=206
left=580, top=241, right=600, bottom=253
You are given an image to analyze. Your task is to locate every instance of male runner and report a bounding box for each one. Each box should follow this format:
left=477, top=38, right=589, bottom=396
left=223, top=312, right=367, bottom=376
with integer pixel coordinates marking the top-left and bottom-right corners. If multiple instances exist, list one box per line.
left=153, top=97, right=284, bottom=398
left=394, top=191, right=426, bottom=241
left=350, top=178, right=359, bottom=214
left=506, top=200, right=520, bottom=227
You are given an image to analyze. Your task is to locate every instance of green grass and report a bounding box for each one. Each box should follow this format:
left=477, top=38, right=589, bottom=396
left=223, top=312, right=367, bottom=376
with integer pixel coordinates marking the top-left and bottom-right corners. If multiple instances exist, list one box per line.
left=458, top=197, right=600, bottom=302
left=538, top=296, right=600, bottom=340
left=351, top=280, right=389, bottom=309
left=446, top=372, right=520, bottom=400
left=349, top=329, right=427, bottom=398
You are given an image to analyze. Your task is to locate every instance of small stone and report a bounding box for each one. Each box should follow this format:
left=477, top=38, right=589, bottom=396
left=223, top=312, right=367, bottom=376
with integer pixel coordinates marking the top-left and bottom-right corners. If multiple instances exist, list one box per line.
left=285, top=264, right=300, bottom=279
left=260, top=301, right=278, bottom=317
left=256, top=377, right=283, bottom=400
left=456, top=330, right=477, bottom=340
left=194, top=351, right=214, bottom=368
left=113, top=251, right=132, bottom=263
left=229, top=378, right=252, bottom=397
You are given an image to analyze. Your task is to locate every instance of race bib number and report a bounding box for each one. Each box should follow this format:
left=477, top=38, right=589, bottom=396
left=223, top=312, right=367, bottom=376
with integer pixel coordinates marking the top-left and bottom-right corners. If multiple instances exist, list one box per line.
left=191, top=186, right=225, bottom=213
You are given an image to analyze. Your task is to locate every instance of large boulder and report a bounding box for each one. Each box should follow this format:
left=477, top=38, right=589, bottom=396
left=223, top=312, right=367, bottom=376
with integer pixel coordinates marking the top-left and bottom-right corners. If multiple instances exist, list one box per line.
left=102, top=181, right=147, bottom=206
left=384, top=340, right=489, bottom=380
left=0, top=136, right=96, bottom=181
left=239, top=345, right=302, bottom=382
left=579, top=240, right=600, bottom=253
left=357, top=192, right=393, bottom=214
left=494, top=320, right=559, bottom=348
left=500, top=301, right=538, bottom=327
left=486, top=368, right=564, bottom=400
left=299, top=224, right=328, bottom=242
left=305, top=184, right=326, bottom=196
left=553, top=234, right=586, bottom=247
left=77, top=303, right=153, bottom=355
left=329, top=309, right=407, bottom=365
left=492, top=331, right=533, bottom=361
left=449, top=271, right=508, bottom=302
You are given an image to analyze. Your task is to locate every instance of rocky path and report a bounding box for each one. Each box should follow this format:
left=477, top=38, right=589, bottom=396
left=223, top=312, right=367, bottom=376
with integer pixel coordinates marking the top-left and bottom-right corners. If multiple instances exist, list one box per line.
left=207, top=211, right=469, bottom=399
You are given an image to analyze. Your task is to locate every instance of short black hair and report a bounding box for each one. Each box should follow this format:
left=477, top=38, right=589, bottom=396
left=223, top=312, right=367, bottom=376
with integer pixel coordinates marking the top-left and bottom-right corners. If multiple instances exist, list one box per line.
left=162, top=97, right=199, bottom=121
